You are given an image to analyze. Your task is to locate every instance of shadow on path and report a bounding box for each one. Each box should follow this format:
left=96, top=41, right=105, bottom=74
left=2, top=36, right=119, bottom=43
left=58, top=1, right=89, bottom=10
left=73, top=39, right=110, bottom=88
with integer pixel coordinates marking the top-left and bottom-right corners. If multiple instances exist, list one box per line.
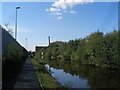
left=13, top=56, right=41, bottom=89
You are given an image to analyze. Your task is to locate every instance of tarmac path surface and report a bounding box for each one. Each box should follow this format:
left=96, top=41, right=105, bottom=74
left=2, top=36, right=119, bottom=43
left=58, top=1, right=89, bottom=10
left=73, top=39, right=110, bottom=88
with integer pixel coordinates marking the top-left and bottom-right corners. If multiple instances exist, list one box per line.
left=13, top=56, right=41, bottom=89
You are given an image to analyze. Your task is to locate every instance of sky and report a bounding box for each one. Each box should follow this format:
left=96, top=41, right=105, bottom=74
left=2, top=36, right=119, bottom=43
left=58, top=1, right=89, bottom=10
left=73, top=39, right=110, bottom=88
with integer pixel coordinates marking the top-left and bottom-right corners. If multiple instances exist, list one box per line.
left=1, top=1, right=118, bottom=51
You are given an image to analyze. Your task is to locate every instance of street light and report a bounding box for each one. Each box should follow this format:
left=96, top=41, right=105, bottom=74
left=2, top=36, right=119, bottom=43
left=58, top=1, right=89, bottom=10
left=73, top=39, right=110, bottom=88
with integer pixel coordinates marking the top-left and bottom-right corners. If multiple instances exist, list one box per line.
left=15, top=6, right=20, bottom=40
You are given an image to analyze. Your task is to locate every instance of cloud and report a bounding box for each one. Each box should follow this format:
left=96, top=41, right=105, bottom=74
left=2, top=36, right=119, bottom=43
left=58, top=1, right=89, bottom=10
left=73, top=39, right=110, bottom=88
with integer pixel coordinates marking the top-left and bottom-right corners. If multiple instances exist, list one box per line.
left=52, top=0, right=67, bottom=9
left=52, top=0, right=94, bottom=9
left=54, top=13, right=62, bottom=15
left=56, top=16, right=63, bottom=20
left=46, top=8, right=61, bottom=12
left=70, top=10, right=77, bottom=14
left=46, top=0, right=94, bottom=19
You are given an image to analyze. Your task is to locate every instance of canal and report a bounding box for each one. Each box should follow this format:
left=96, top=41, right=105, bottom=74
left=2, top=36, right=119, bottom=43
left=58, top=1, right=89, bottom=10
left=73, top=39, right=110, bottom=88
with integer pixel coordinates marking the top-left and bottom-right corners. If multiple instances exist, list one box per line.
left=45, top=60, right=120, bottom=88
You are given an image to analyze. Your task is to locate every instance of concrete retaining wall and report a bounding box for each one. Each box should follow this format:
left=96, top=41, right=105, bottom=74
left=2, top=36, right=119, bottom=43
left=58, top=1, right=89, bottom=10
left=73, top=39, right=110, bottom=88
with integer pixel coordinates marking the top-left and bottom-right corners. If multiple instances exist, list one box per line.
left=0, top=26, right=2, bottom=57
left=0, top=25, right=27, bottom=59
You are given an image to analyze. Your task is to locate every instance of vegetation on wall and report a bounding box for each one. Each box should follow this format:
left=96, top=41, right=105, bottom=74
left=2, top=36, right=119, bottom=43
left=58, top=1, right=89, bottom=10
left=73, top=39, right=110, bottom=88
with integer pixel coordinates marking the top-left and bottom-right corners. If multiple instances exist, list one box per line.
left=7, top=44, right=23, bottom=60
left=36, top=30, right=120, bottom=69
left=3, top=42, right=28, bottom=69
left=2, top=28, right=28, bottom=88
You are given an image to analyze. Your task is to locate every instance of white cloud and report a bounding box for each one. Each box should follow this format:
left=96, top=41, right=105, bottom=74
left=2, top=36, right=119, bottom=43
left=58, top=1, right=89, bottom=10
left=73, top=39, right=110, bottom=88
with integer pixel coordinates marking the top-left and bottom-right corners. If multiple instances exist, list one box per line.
left=46, top=7, right=61, bottom=12
left=56, top=16, right=63, bottom=20
left=70, top=10, right=77, bottom=14
left=52, top=0, right=67, bottom=9
left=52, top=0, right=94, bottom=10
left=54, top=13, right=62, bottom=15
left=46, top=0, right=94, bottom=19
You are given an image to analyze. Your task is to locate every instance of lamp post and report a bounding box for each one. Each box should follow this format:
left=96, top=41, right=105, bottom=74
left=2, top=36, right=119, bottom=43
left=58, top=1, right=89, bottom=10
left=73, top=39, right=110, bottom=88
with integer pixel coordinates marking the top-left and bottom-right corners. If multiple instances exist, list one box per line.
left=15, top=6, right=20, bottom=40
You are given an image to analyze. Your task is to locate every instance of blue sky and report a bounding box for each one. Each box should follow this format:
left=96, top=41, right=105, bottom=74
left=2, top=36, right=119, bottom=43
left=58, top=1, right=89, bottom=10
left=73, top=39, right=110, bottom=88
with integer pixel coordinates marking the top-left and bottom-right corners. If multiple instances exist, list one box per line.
left=1, top=2, right=118, bottom=51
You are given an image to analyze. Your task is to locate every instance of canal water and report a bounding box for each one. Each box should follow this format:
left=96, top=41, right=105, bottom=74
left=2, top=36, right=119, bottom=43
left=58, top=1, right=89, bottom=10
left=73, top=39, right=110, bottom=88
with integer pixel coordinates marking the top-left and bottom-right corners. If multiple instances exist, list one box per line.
left=45, top=60, right=120, bottom=88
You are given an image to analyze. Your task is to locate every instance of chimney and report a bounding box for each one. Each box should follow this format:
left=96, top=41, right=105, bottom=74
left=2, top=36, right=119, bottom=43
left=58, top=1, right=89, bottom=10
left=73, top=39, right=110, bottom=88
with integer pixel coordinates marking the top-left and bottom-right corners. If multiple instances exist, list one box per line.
left=48, top=36, right=50, bottom=45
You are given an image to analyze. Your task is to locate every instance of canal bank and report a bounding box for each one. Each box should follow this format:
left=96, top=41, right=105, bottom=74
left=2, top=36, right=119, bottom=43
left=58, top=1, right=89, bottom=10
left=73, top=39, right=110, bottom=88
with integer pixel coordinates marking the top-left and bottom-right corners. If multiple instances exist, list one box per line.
left=32, top=58, right=64, bottom=88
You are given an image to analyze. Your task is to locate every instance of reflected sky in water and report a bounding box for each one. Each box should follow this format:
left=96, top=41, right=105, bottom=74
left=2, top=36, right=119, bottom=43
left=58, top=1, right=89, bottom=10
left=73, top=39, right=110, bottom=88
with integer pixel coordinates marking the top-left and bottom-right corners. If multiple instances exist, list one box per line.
left=46, top=64, right=90, bottom=88
left=45, top=61, right=120, bottom=88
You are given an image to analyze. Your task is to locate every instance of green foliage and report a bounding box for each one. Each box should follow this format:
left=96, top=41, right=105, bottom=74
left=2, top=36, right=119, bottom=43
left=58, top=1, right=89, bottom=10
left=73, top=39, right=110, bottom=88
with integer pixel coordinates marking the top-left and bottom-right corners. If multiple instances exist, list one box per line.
left=32, top=58, right=63, bottom=88
left=35, top=30, right=119, bottom=69
left=6, top=43, right=24, bottom=61
left=4, top=43, right=27, bottom=70
left=35, top=50, right=41, bottom=59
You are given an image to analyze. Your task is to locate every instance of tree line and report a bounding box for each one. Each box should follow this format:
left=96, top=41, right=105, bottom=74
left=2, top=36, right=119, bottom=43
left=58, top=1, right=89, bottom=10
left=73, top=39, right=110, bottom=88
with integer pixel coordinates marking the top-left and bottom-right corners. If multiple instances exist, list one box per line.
left=36, top=30, right=120, bottom=69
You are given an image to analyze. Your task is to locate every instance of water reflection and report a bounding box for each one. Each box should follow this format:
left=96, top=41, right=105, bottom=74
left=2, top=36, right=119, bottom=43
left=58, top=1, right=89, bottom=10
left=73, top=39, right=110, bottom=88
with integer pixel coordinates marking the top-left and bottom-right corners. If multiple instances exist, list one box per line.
left=45, top=60, right=120, bottom=88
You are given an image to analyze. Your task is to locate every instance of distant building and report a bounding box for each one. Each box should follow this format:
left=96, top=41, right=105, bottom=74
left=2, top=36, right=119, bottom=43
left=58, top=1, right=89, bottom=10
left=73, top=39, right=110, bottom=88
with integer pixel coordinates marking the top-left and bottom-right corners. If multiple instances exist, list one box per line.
left=35, top=46, right=48, bottom=52
left=35, top=46, right=48, bottom=59
left=35, top=36, right=51, bottom=52
left=35, top=36, right=51, bottom=59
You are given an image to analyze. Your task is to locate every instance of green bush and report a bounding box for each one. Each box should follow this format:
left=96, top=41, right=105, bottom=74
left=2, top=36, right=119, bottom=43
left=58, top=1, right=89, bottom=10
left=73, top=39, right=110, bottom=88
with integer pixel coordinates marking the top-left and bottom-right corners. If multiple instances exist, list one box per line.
left=35, top=30, right=120, bottom=69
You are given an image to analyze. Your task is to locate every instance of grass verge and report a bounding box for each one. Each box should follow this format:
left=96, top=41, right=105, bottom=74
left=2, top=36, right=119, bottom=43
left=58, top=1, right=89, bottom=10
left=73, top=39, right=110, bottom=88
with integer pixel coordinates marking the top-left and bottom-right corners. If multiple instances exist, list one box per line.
left=32, top=58, right=63, bottom=88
